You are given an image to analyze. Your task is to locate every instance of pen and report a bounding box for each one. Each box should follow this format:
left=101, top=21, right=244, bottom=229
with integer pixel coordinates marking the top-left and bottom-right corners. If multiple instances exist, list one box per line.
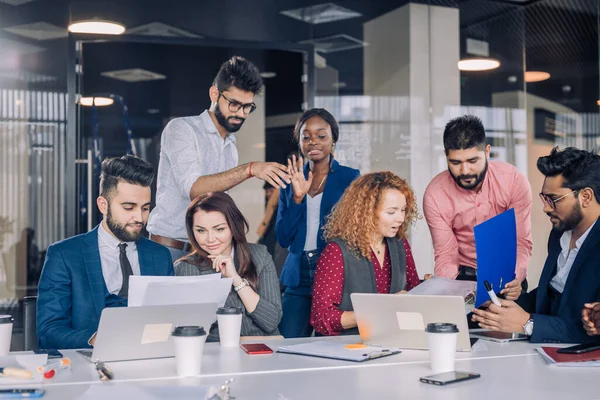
left=484, top=280, right=502, bottom=307
left=0, top=367, right=33, bottom=379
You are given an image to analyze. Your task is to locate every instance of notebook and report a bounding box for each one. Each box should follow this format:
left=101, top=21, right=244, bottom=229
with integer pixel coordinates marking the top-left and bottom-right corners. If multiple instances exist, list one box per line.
left=537, top=347, right=600, bottom=367
left=277, top=341, right=401, bottom=362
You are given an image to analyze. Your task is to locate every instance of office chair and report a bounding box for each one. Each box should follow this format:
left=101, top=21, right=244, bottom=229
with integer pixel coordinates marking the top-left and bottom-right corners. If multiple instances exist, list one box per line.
left=23, top=296, right=38, bottom=351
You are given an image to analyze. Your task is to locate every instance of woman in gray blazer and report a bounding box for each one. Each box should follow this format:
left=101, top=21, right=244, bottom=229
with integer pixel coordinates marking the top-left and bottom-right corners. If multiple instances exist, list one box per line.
left=175, top=192, right=282, bottom=341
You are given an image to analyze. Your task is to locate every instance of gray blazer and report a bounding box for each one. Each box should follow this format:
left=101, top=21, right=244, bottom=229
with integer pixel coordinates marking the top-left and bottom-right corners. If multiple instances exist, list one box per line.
left=174, top=243, right=282, bottom=341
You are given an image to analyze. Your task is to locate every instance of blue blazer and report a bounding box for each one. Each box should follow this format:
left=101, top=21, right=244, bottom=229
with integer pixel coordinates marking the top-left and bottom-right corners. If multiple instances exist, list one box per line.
left=276, top=159, right=360, bottom=288
left=37, top=226, right=174, bottom=349
left=517, top=218, right=600, bottom=344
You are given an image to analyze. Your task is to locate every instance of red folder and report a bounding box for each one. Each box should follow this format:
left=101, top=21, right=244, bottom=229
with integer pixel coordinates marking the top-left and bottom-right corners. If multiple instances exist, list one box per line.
left=541, top=347, right=600, bottom=363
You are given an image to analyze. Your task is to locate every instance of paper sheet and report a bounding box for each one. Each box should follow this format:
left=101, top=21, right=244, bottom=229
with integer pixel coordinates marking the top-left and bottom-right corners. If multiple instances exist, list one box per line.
left=128, top=275, right=221, bottom=307
left=0, top=354, right=47, bottom=385
left=408, top=276, right=476, bottom=297
left=141, top=278, right=232, bottom=309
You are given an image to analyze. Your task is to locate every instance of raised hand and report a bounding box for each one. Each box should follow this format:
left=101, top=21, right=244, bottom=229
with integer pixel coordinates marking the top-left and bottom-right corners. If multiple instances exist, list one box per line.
left=288, top=155, right=313, bottom=204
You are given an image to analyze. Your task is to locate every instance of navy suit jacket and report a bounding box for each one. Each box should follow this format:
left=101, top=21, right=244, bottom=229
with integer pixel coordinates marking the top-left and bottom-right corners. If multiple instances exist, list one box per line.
left=37, top=226, right=174, bottom=349
left=276, top=159, right=360, bottom=288
left=517, top=218, right=600, bottom=343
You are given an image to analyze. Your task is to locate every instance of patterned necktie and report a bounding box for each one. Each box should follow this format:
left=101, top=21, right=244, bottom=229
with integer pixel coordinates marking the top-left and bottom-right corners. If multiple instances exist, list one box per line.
left=118, top=243, right=133, bottom=297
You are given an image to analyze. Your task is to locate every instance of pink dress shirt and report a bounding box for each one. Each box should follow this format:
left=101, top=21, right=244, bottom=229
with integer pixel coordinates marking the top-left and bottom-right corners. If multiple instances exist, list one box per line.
left=423, top=161, right=532, bottom=281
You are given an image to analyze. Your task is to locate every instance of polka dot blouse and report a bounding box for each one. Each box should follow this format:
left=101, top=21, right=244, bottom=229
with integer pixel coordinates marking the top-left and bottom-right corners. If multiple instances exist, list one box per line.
left=310, top=239, right=420, bottom=336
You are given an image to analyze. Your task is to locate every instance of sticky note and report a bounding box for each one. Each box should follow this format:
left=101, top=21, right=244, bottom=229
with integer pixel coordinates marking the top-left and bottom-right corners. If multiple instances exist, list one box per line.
left=344, top=343, right=367, bottom=350
left=141, top=323, right=172, bottom=344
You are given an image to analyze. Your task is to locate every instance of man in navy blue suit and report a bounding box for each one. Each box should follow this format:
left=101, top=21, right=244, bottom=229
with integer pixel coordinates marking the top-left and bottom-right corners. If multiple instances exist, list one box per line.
left=37, top=155, right=174, bottom=350
left=472, top=147, right=600, bottom=344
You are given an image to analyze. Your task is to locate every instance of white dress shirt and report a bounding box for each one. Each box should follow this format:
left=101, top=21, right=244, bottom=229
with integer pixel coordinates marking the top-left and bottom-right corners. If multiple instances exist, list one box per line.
left=147, top=111, right=238, bottom=240
left=304, top=193, right=322, bottom=251
left=550, top=220, right=597, bottom=293
left=97, top=222, right=141, bottom=295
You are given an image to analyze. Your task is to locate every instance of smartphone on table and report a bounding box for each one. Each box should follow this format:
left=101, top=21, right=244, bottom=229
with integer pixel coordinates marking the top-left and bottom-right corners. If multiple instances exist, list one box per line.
left=240, top=343, right=273, bottom=355
left=557, top=343, right=600, bottom=354
left=420, top=371, right=481, bottom=386
left=0, top=389, right=45, bottom=398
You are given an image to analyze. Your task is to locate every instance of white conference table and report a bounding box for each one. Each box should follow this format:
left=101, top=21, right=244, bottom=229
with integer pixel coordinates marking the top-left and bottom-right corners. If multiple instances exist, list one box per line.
left=1, top=336, right=594, bottom=399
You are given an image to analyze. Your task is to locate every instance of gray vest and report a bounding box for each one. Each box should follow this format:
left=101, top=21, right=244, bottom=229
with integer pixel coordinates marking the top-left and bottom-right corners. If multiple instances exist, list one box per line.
left=332, top=237, right=407, bottom=336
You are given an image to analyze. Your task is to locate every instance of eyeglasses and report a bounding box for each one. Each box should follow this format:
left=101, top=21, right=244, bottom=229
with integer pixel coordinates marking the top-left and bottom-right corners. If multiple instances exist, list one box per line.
left=539, top=190, right=578, bottom=209
left=219, top=91, right=256, bottom=115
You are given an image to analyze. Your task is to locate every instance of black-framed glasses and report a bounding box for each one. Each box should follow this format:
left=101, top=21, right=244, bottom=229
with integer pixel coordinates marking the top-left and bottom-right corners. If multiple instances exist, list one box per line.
left=219, top=91, right=256, bottom=115
left=539, top=190, right=578, bottom=209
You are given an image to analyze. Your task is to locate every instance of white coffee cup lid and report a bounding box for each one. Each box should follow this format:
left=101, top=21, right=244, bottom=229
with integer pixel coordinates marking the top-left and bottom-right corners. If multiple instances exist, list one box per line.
left=0, top=315, right=13, bottom=324
left=172, top=325, right=206, bottom=337
left=216, top=307, right=242, bottom=315
left=425, top=322, right=458, bottom=333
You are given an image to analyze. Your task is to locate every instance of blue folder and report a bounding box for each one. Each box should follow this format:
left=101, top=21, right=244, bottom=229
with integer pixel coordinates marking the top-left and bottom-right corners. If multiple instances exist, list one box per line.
left=473, top=208, right=517, bottom=307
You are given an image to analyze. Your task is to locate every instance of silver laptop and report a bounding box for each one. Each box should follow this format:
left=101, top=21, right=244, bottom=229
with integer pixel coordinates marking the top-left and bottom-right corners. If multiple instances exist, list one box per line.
left=351, top=294, right=471, bottom=351
left=79, top=303, right=218, bottom=362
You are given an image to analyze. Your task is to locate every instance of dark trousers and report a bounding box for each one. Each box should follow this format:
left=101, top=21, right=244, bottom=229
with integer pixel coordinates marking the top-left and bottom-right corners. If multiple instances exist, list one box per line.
left=279, top=251, right=319, bottom=338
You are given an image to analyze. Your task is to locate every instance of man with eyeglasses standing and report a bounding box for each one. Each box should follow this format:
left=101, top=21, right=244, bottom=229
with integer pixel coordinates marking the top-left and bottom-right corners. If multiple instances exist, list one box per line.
left=423, top=115, right=532, bottom=299
left=472, top=147, right=600, bottom=344
left=148, top=56, right=291, bottom=260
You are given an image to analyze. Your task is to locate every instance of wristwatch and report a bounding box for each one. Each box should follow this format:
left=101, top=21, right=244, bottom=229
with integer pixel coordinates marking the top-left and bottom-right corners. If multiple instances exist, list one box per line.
left=523, top=317, right=534, bottom=336
left=234, top=278, right=249, bottom=293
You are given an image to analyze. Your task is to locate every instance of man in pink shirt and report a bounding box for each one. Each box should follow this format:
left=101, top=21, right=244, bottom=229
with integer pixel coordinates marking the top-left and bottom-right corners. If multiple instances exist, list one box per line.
left=423, top=115, right=532, bottom=299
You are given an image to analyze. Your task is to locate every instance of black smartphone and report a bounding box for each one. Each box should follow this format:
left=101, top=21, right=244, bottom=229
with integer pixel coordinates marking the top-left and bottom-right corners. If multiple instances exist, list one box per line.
left=420, top=371, right=481, bottom=386
left=557, top=343, right=600, bottom=354
left=33, top=349, right=63, bottom=359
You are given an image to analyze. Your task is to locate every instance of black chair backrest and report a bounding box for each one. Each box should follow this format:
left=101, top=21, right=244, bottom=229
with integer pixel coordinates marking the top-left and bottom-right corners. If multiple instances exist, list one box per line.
left=23, top=296, right=38, bottom=351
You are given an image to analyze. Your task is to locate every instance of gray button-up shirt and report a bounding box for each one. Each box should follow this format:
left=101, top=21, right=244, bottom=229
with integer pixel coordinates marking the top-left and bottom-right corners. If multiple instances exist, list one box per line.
left=147, top=110, right=238, bottom=240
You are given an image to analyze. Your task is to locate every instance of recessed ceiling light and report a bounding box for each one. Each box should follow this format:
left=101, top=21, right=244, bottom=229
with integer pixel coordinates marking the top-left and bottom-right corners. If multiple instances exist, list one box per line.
left=68, top=19, right=125, bottom=35
left=80, top=97, right=114, bottom=107
left=260, top=72, right=277, bottom=79
left=524, top=71, right=550, bottom=83
left=458, top=58, right=500, bottom=71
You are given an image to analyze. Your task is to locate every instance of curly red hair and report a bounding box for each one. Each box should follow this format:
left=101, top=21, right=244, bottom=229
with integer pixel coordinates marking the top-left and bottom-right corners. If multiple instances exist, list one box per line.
left=323, top=171, right=418, bottom=259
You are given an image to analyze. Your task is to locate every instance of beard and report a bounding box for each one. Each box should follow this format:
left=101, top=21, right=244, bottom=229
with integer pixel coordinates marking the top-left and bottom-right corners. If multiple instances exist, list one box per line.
left=214, top=104, right=245, bottom=133
left=548, top=200, right=584, bottom=232
left=106, top=208, right=144, bottom=242
left=450, top=158, right=489, bottom=190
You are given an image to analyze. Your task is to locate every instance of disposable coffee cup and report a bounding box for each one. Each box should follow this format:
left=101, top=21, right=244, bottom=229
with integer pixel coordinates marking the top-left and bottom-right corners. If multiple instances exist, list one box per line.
left=216, top=307, right=242, bottom=347
left=0, top=315, right=13, bottom=356
left=425, top=322, right=459, bottom=374
left=171, top=325, right=206, bottom=377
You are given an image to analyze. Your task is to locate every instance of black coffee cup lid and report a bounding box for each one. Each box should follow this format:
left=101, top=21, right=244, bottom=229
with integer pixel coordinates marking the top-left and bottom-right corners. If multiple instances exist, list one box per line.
left=216, top=307, right=242, bottom=315
left=425, top=323, right=459, bottom=333
left=172, top=325, right=206, bottom=337
left=0, top=315, right=12, bottom=324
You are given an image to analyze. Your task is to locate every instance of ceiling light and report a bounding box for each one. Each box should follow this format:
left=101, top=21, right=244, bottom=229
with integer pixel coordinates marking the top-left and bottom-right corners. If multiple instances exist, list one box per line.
left=68, top=19, right=125, bottom=35
left=597, top=100, right=600, bottom=106
left=525, top=71, right=550, bottom=83
left=260, top=72, right=277, bottom=79
left=458, top=58, right=500, bottom=71
left=80, top=97, right=114, bottom=107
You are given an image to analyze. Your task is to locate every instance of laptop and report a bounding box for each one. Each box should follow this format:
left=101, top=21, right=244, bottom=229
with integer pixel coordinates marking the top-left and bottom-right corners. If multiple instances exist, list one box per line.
left=351, top=293, right=471, bottom=351
left=78, top=303, right=218, bottom=362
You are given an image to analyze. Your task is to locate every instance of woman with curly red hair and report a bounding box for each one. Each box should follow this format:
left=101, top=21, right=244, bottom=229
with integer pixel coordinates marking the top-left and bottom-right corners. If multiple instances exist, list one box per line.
left=310, top=171, right=421, bottom=336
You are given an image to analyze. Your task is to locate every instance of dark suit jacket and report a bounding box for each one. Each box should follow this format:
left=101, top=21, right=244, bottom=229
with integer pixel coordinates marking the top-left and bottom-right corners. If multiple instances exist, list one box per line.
left=276, top=159, right=360, bottom=288
left=37, top=226, right=174, bottom=349
left=517, top=218, right=600, bottom=343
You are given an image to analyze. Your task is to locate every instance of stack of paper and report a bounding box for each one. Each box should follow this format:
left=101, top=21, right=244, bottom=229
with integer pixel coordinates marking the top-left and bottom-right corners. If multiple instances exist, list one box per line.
left=537, top=347, right=600, bottom=367
left=408, top=276, right=476, bottom=314
left=128, top=275, right=232, bottom=309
